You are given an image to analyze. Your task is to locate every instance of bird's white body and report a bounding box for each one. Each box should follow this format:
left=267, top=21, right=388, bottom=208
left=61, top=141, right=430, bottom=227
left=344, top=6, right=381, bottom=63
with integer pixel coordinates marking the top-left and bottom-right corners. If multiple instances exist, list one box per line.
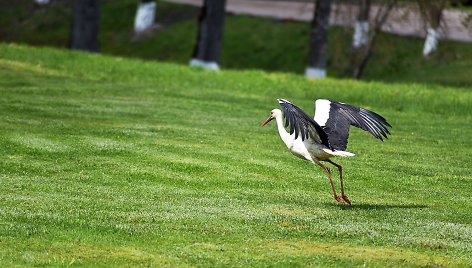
left=273, top=109, right=353, bottom=163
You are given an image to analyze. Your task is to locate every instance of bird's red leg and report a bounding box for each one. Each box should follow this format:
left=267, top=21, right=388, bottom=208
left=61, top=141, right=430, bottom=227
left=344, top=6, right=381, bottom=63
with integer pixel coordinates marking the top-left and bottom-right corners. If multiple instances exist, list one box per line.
left=327, top=159, right=351, bottom=205
left=316, top=161, right=343, bottom=203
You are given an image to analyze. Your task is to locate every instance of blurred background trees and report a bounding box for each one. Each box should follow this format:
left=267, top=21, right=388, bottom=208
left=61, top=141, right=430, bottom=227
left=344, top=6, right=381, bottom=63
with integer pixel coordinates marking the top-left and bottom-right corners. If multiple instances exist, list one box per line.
left=306, top=0, right=332, bottom=79
left=0, top=0, right=470, bottom=86
left=352, top=0, right=370, bottom=50
left=134, top=0, right=158, bottom=34
left=69, top=0, right=100, bottom=52
left=417, top=0, right=448, bottom=56
left=351, top=0, right=397, bottom=79
left=34, top=0, right=49, bottom=6
left=190, top=0, right=227, bottom=70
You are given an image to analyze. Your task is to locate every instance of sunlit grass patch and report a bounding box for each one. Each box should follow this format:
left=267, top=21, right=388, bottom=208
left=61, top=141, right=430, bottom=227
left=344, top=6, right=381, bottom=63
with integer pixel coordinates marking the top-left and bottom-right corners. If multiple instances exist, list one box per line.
left=267, top=240, right=468, bottom=267
left=0, top=43, right=471, bottom=267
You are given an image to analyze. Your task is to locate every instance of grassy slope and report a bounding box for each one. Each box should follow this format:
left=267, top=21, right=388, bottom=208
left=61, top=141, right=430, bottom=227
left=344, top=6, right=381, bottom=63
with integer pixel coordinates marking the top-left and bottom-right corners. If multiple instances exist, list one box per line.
left=1, top=43, right=472, bottom=267
left=1, top=1, right=471, bottom=88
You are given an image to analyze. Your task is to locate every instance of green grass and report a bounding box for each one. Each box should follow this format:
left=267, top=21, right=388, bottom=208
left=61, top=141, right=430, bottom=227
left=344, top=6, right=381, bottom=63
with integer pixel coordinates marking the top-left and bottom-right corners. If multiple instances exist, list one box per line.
left=1, top=43, right=472, bottom=267
left=1, top=0, right=471, bottom=88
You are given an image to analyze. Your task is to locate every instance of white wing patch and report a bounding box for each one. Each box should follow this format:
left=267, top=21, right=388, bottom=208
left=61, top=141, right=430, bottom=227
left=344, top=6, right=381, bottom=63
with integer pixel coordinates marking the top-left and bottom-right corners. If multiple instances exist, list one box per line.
left=278, top=98, right=291, bottom=104
left=314, top=99, right=331, bottom=127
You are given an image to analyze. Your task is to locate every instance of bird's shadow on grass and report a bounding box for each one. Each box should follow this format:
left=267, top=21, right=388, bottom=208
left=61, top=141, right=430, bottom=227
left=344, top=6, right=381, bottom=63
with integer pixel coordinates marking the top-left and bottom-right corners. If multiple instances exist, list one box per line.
left=324, top=202, right=428, bottom=210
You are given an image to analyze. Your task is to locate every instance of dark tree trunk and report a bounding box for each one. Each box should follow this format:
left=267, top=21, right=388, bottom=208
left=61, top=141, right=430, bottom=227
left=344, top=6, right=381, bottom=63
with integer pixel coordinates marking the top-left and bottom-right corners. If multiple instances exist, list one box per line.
left=352, top=0, right=396, bottom=79
left=417, top=0, right=446, bottom=29
left=70, top=0, right=100, bottom=52
left=358, top=0, right=371, bottom=21
left=417, top=0, right=447, bottom=55
left=191, top=0, right=227, bottom=69
left=352, top=0, right=371, bottom=48
left=306, top=0, right=332, bottom=78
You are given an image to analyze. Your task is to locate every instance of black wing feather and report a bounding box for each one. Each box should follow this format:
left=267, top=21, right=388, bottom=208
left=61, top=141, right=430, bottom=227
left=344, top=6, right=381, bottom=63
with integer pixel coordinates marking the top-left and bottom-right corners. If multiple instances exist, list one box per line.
left=278, top=99, right=332, bottom=150
left=316, top=100, right=392, bottom=151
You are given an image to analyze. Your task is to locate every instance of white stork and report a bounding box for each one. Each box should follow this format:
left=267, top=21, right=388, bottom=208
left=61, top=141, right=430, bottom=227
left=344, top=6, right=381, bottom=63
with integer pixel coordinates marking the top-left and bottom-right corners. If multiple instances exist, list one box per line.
left=261, top=99, right=392, bottom=205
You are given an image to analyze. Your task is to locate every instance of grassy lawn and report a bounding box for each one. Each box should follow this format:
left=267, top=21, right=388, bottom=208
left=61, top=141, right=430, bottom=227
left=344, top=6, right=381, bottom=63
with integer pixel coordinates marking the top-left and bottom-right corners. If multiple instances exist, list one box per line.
left=1, top=0, right=471, bottom=88
left=0, top=43, right=471, bottom=267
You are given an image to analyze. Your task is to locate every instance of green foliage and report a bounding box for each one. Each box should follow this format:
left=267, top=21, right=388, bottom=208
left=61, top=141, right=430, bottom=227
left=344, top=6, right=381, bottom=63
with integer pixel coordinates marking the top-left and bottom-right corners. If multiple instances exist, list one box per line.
left=0, top=43, right=471, bottom=267
left=0, top=1, right=471, bottom=87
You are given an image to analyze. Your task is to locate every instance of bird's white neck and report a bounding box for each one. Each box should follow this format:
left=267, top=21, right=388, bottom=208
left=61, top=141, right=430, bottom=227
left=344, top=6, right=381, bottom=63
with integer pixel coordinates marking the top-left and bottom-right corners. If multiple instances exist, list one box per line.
left=275, top=114, right=293, bottom=148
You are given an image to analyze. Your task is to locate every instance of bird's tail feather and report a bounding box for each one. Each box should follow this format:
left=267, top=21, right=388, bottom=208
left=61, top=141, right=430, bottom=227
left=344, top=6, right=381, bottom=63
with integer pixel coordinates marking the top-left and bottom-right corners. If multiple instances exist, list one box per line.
left=323, top=149, right=355, bottom=157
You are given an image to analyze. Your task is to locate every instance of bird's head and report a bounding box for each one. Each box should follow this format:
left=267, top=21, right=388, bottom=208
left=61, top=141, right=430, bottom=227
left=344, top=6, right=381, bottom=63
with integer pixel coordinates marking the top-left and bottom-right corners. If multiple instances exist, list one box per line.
left=261, top=109, right=282, bottom=126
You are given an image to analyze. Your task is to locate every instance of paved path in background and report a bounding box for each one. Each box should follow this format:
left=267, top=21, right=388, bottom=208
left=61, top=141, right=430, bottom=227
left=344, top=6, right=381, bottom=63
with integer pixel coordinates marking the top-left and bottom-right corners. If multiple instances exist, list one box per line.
left=164, top=0, right=472, bottom=42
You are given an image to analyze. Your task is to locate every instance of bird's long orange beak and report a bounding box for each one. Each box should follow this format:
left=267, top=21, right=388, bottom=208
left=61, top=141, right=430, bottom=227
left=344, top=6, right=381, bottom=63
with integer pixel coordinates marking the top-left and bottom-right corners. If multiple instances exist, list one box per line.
left=261, top=116, right=274, bottom=127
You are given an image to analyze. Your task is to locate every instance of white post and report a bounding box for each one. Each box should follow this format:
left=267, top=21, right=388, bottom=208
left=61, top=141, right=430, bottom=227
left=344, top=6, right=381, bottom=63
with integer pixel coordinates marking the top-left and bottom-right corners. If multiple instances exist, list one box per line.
left=189, top=59, right=220, bottom=70
left=352, top=21, right=369, bottom=48
left=35, top=0, right=49, bottom=5
left=305, top=67, right=326, bottom=79
left=423, top=27, right=439, bottom=56
left=134, top=1, right=156, bottom=33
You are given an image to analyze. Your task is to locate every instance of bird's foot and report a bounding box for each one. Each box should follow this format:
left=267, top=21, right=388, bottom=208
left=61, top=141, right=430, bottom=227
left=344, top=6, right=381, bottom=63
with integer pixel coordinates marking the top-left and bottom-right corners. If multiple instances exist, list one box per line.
left=342, top=194, right=351, bottom=205
left=334, top=195, right=344, bottom=204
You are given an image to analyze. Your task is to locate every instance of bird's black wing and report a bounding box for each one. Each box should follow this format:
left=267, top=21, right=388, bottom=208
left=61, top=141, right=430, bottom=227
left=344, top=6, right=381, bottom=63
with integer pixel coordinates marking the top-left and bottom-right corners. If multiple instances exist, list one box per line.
left=314, top=99, right=392, bottom=151
left=278, top=99, right=332, bottom=150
